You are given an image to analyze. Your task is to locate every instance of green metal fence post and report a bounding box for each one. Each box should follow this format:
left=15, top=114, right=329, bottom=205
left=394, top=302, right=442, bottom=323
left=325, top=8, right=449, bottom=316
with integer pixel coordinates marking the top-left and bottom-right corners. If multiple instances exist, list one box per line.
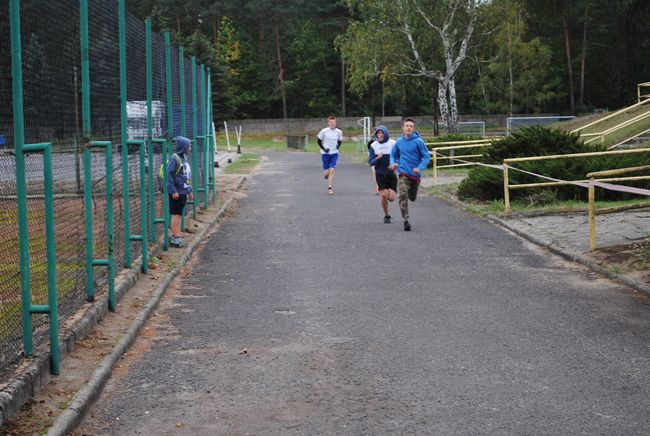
left=163, top=32, right=173, bottom=250
left=84, top=142, right=117, bottom=311
left=201, top=64, right=209, bottom=210
left=42, top=145, right=59, bottom=374
left=208, top=68, right=216, bottom=204
left=11, top=0, right=61, bottom=374
left=118, top=0, right=132, bottom=267
left=80, top=0, right=90, bottom=138
left=11, top=0, right=33, bottom=357
left=178, top=47, right=187, bottom=231
left=146, top=18, right=155, bottom=244
left=191, top=56, right=199, bottom=216
left=83, top=148, right=94, bottom=300
left=105, top=143, right=116, bottom=310
left=151, top=139, right=166, bottom=240
left=127, top=141, right=148, bottom=274
left=194, top=65, right=207, bottom=209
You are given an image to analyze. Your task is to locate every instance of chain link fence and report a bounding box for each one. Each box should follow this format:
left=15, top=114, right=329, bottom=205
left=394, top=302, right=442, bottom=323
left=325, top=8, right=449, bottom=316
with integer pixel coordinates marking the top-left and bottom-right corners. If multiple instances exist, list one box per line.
left=0, top=0, right=212, bottom=376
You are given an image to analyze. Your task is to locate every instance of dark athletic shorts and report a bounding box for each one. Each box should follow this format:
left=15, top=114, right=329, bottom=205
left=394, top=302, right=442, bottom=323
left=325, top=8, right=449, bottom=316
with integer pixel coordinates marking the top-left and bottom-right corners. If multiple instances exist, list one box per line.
left=169, top=193, right=188, bottom=215
left=376, top=173, right=397, bottom=191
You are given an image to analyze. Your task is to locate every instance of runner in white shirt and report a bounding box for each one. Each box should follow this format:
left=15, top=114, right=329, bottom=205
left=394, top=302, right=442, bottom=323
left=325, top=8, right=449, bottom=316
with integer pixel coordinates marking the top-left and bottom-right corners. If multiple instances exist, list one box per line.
left=317, top=116, right=343, bottom=195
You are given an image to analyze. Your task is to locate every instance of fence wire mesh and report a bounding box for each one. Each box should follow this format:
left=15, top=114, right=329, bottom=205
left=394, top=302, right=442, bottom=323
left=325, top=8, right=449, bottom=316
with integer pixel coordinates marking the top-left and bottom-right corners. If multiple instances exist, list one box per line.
left=0, top=0, right=212, bottom=376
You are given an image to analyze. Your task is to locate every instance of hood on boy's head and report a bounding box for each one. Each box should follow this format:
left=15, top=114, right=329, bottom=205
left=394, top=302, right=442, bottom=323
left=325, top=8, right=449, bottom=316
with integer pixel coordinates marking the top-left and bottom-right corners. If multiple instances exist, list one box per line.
left=175, top=136, right=191, bottom=154
left=373, top=125, right=390, bottom=143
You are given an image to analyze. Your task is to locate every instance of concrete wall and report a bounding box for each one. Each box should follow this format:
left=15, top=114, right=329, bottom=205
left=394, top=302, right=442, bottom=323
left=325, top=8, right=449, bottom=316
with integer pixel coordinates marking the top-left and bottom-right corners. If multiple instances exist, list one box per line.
left=223, top=114, right=561, bottom=135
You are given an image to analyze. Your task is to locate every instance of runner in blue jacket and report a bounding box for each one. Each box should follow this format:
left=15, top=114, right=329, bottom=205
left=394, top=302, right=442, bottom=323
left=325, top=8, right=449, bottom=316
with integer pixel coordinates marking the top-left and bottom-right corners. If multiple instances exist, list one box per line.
left=389, top=118, right=430, bottom=231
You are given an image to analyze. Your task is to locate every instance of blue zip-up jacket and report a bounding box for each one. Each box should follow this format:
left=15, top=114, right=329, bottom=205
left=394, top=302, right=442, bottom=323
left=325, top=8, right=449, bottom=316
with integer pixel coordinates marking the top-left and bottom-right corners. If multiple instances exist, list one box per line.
left=389, top=131, right=430, bottom=178
left=368, top=125, right=396, bottom=175
left=167, top=136, right=193, bottom=195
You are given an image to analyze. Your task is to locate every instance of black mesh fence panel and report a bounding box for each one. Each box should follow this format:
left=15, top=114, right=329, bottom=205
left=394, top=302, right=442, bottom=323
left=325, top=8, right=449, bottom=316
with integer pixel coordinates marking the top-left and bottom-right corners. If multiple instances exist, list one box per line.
left=184, top=59, right=194, bottom=139
left=0, top=0, right=20, bottom=368
left=171, top=46, right=181, bottom=138
left=152, top=33, right=167, bottom=235
left=0, top=0, right=209, bottom=376
left=196, top=69, right=205, bottom=198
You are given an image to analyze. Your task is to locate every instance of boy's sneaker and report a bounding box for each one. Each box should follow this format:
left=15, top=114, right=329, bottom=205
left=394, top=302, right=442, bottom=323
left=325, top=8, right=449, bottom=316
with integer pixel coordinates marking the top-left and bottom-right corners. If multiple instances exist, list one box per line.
left=384, top=215, right=391, bottom=224
left=170, top=238, right=187, bottom=248
left=403, top=221, right=411, bottom=231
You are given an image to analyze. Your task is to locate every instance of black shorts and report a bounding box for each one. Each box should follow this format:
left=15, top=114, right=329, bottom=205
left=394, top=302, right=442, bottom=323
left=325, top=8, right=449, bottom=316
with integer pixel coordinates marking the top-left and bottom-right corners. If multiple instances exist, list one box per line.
left=376, top=173, right=397, bottom=191
left=169, top=194, right=187, bottom=215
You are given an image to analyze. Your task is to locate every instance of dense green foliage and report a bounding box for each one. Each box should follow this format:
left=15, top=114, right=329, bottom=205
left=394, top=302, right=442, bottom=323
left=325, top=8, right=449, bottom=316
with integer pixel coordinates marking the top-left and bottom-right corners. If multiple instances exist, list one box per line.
left=458, top=126, right=650, bottom=201
left=127, top=0, right=650, bottom=121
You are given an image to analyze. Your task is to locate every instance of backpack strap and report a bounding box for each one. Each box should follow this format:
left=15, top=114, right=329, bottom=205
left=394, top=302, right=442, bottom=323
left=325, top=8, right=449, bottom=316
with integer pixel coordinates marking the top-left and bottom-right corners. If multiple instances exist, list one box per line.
left=170, top=153, right=183, bottom=175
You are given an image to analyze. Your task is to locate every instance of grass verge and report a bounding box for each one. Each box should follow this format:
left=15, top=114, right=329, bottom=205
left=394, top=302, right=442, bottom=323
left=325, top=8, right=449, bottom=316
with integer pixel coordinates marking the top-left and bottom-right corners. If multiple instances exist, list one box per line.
left=223, top=153, right=262, bottom=174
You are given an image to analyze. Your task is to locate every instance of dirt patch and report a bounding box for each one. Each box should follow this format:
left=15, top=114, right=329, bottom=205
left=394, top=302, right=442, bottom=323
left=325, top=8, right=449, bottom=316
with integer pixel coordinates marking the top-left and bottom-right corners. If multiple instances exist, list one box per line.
left=586, top=239, right=650, bottom=283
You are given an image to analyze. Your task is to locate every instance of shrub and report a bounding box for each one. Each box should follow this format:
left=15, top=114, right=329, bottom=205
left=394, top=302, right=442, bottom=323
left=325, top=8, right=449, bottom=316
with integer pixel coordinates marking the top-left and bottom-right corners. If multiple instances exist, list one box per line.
left=458, top=126, right=650, bottom=202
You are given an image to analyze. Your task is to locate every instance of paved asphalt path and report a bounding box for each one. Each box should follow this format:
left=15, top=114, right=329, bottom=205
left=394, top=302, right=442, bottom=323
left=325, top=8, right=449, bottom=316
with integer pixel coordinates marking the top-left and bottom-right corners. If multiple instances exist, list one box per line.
left=81, top=151, right=650, bottom=435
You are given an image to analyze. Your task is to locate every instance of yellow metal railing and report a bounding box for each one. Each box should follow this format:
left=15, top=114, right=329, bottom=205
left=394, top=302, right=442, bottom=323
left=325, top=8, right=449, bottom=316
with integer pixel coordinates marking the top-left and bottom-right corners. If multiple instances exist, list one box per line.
left=502, top=148, right=650, bottom=213
left=580, top=109, right=650, bottom=145
left=571, top=98, right=650, bottom=135
left=428, top=139, right=495, bottom=185
left=608, top=127, right=650, bottom=150
left=587, top=165, right=650, bottom=251
left=638, top=82, right=650, bottom=103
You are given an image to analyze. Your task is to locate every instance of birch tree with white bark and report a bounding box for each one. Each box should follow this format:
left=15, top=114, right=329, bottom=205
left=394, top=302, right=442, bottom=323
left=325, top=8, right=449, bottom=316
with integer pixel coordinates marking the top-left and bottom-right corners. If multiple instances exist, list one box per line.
left=398, top=0, right=478, bottom=134
left=339, top=0, right=479, bottom=134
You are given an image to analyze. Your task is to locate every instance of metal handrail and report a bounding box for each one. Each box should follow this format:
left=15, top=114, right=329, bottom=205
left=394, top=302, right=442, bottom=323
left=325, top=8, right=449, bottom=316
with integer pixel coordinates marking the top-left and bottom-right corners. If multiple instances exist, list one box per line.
left=84, top=141, right=116, bottom=311
left=571, top=98, right=650, bottom=134
left=429, top=141, right=493, bottom=184
left=128, top=140, right=148, bottom=274
left=638, top=82, right=650, bottom=103
left=583, top=110, right=650, bottom=144
left=587, top=165, right=650, bottom=250
left=502, top=148, right=650, bottom=213
left=11, top=0, right=60, bottom=375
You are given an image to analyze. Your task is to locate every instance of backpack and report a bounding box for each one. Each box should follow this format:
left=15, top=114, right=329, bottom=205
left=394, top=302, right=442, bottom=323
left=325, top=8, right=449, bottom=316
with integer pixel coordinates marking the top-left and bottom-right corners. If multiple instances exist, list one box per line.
left=158, top=153, right=183, bottom=193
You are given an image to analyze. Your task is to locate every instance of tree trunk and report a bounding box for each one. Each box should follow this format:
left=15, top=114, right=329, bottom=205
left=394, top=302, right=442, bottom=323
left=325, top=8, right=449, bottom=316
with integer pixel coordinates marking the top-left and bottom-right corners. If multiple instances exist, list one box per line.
left=563, top=13, right=575, bottom=114
left=258, top=15, right=266, bottom=63
left=579, top=4, right=589, bottom=108
left=433, top=82, right=439, bottom=137
left=508, top=25, right=514, bottom=116
left=437, top=79, right=450, bottom=133
left=370, top=78, right=376, bottom=127
left=274, top=23, right=287, bottom=120
left=213, top=12, right=220, bottom=58
left=381, top=78, right=385, bottom=118
left=341, top=59, right=346, bottom=117
left=448, top=78, right=459, bottom=134
left=176, top=14, right=181, bottom=34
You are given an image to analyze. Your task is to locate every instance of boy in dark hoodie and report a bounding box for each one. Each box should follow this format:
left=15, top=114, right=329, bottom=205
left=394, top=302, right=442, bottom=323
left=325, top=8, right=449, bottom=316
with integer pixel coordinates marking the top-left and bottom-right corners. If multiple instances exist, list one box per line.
left=368, top=125, right=397, bottom=223
left=389, top=118, right=430, bottom=231
left=167, top=136, right=193, bottom=248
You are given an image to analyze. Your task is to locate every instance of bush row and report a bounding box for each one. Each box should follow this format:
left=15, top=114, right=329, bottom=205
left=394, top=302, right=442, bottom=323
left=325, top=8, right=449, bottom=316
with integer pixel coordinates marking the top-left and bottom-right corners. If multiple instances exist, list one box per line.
left=457, top=126, right=650, bottom=202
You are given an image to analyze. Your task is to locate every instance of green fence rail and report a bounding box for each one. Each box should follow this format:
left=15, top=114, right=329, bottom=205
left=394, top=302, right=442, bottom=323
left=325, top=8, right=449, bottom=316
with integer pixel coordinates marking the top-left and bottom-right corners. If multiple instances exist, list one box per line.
left=1, top=0, right=216, bottom=377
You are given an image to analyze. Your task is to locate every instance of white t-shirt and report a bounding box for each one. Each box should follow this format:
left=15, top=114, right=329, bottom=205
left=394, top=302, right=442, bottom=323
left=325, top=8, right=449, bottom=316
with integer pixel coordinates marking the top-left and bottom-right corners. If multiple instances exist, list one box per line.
left=370, top=138, right=396, bottom=156
left=317, top=127, right=343, bottom=154
left=183, top=161, right=192, bottom=190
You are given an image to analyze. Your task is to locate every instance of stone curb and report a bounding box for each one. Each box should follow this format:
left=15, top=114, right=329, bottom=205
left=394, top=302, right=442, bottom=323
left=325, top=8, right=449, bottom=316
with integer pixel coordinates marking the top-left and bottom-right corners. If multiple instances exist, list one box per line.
left=45, top=176, right=246, bottom=436
left=486, top=214, right=650, bottom=297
